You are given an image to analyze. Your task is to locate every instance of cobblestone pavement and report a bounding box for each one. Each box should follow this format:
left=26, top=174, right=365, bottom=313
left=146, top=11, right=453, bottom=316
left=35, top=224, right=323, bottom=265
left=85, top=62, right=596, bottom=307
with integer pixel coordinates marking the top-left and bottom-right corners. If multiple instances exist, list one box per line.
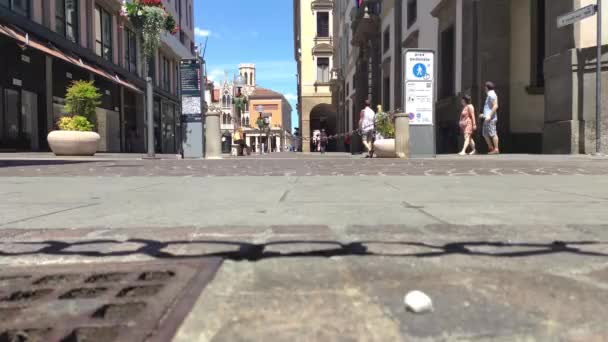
left=2, top=225, right=608, bottom=340
left=1, top=154, right=607, bottom=177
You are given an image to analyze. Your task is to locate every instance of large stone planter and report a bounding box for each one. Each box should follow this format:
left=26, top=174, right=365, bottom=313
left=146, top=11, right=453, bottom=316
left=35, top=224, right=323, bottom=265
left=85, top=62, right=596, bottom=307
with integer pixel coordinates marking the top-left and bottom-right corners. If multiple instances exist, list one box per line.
left=47, top=131, right=100, bottom=156
left=373, top=138, right=397, bottom=158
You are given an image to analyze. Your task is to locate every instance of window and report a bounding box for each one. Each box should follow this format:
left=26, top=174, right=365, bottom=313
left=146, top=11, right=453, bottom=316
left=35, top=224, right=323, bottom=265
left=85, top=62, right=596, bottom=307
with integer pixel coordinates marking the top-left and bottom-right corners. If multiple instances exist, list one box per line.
left=316, top=57, right=330, bottom=83
left=383, top=77, right=390, bottom=110
left=316, top=12, right=329, bottom=38
left=383, top=27, right=390, bottom=53
left=531, top=0, right=545, bottom=89
left=439, top=26, right=455, bottom=99
left=124, top=28, right=137, bottom=73
left=55, top=0, right=78, bottom=42
left=0, top=0, right=29, bottom=16
left=407, top=0, right=417, bottom=28
left=95, top=5, right=112, bottom=61
left=161, top=56, right=170, bottom=91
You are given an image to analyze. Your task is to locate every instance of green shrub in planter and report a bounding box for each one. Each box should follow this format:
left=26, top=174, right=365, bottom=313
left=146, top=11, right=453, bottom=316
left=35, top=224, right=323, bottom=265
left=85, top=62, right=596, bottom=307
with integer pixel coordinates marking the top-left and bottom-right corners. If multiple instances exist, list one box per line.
left=64, top=80, right=102, bottom=124
left=375, top=110, right=395, bottom=139
left=57, top=115, right=94, bottom=132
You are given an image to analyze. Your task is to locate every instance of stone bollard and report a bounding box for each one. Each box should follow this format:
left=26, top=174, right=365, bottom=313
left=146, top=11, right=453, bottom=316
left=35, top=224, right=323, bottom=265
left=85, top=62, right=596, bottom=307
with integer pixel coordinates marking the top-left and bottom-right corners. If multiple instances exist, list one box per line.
left=204, top=110, right=222, bottom=159
left=394, top=113, right=410, bottom=159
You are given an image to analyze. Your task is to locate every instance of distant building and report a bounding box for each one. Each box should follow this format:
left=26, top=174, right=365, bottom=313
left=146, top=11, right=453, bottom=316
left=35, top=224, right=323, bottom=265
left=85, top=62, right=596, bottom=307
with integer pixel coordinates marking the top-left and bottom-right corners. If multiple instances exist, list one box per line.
left=210, top=63, right=293, bottom=153
left=294, top=0, right=337, bottom=152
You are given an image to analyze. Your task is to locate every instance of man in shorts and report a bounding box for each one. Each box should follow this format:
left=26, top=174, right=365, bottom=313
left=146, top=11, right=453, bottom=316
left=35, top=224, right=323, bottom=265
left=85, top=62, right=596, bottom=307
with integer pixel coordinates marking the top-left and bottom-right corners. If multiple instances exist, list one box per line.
left=359, top=100, right=376, bottom=158
left=481, top=81, right=500, bottom=154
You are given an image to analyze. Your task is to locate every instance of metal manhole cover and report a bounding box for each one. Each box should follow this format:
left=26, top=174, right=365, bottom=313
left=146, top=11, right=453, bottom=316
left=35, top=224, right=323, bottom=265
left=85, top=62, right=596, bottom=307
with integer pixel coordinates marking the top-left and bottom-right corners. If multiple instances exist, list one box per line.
left=0, top=258, right=221, bottom=342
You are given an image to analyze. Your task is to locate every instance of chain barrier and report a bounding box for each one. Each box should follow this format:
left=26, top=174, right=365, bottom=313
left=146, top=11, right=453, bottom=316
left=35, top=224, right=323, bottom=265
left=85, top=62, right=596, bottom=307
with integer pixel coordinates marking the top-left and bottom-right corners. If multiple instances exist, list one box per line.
left=296, top=108, right=403, bottom=142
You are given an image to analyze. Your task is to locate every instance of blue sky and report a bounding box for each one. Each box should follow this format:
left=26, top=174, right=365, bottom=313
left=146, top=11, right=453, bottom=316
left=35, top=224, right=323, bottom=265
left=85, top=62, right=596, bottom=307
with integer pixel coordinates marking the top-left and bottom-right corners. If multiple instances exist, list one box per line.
left=193, top=0, right=298, bottom=129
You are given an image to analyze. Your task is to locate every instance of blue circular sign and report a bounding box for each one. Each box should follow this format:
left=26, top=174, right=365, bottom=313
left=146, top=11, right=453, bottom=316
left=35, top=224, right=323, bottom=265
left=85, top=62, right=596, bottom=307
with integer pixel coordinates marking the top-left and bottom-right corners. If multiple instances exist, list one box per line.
left=413, top=63, right=427, bottom=78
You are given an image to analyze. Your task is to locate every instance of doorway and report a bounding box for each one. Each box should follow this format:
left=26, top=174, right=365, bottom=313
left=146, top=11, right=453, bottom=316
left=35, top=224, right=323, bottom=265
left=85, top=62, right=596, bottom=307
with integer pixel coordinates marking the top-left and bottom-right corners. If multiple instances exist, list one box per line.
left=0, top=88, right=39, bottom=151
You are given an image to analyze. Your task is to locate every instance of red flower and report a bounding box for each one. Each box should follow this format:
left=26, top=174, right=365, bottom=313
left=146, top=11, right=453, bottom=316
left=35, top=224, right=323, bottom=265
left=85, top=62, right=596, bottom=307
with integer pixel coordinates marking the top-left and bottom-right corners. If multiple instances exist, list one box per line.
left=140, top=0, right=163, bottom=7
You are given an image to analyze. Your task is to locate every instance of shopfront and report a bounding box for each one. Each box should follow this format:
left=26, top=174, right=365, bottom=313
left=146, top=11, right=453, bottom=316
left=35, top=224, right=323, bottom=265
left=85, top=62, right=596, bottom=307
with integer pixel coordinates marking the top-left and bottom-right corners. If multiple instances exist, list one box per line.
left=0, top=35, right=45, bottom=151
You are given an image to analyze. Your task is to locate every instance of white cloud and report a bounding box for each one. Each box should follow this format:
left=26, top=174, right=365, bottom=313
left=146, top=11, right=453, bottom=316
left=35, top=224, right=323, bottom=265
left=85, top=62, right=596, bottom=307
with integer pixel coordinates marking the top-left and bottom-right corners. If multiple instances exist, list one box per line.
left=284, top=93, right=297, bottom=101
left=195, top=27, right=212, bottom=38
left=206, top=68, right=225, bottom=82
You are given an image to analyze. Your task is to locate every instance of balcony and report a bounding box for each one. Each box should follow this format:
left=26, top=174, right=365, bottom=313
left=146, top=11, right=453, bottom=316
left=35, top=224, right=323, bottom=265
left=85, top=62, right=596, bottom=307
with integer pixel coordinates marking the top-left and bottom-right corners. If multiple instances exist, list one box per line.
left=311, top=0, right=333, bottom=11
left=350, top=0, right=381, bottom=46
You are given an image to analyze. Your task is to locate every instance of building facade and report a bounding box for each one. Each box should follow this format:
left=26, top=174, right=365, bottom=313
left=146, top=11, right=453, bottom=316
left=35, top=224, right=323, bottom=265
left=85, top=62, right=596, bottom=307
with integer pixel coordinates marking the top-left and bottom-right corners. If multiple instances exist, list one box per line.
left=0, top=0, right=195, bottom=154
left=294, top=0, right=337, bottom=152
left=209, top=63, right=293, bottom=153
left=331, top=0, right=607, bottom=155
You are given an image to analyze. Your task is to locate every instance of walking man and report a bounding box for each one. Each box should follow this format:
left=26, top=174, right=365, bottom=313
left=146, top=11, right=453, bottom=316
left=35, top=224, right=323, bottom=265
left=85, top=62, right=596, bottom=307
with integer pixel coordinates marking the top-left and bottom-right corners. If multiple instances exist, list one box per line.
left=481, top=81, right=500, bottom=154
left=359, top=100, right=376, bottom=158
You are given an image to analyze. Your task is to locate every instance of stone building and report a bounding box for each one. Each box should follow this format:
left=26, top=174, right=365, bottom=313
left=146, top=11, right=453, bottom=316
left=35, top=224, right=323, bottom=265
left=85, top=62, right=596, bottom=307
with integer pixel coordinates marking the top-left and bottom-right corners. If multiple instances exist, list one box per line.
left=294, top=0, right=338, bottom=152
left=0, top=0, right=195, bottom=153
left=331, top=0, right=607, bottom=154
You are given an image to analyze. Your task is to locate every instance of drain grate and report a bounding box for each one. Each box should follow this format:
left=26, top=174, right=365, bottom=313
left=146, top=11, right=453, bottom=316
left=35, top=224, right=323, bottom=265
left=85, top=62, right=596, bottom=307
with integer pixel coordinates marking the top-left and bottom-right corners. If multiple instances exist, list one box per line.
left=0, top=258, right=221, bottom=342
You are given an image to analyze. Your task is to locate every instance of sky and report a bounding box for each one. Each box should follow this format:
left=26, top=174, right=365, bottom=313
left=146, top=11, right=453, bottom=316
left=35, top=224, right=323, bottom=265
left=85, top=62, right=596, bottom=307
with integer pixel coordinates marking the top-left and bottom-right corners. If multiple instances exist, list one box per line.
left=193, top=0, right=298, bottom=129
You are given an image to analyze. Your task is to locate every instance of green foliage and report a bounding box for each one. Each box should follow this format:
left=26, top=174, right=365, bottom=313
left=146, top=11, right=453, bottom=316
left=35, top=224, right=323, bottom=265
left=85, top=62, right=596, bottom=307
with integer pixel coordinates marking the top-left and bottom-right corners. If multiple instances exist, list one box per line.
left=375, top=110, right=395, bottom=139
left=57, top=115, right=94, bottom=132
left=64, top=81, right=101, bottom=123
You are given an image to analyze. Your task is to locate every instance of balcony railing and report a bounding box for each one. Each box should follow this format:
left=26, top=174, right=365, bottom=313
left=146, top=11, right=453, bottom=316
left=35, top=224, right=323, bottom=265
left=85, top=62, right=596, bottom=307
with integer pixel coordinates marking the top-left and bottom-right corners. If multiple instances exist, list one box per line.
left=350, top=0, right=382, bottom=45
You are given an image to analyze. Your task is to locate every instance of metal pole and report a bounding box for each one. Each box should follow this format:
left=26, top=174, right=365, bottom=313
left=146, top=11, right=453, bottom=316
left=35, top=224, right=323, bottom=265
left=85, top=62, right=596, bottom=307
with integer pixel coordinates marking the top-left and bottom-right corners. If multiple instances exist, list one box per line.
left=146, top=75, right=155, bottom=159
left=596, top=0, right=603, bottom=154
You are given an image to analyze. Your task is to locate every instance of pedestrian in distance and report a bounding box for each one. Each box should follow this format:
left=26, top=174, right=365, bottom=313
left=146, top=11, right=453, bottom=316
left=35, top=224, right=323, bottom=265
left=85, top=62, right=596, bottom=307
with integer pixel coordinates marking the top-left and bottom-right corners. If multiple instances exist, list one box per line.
left=359, top=99, right=376, bottom=158
left=459, top=94, right=477, bottom=155
left=320, top=129, right=328, bottom=154
left=480, top=81, right=500, bottom=154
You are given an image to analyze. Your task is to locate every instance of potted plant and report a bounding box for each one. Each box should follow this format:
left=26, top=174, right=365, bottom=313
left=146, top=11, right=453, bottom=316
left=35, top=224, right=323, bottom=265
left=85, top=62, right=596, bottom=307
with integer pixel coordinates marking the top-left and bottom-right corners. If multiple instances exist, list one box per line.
left=373, top=105, right=397, bottom=158
left=47, top=81, right=102, bottom=156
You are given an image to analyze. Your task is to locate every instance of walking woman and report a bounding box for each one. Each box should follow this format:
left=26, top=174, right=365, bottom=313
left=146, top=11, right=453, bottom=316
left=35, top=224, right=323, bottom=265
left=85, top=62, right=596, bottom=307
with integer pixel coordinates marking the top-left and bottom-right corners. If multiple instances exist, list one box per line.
left=459, top=94, right=477, bottom=155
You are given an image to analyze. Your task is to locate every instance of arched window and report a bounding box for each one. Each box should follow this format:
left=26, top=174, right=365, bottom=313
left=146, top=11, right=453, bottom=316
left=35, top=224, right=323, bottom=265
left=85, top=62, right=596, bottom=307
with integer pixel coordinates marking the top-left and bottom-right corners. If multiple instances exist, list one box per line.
left=245, top=117, right=250, bottom=127
left=242, top=117, right=246, bottom=126
left=222, top=95, right=227, bottom=108
left=222, top=114, right=227, bottom=124
left=244, top=73, right=248, bottom=85
left=228, top=115, right=232, bottom=124
left=250, top=72, right=253, bottom=85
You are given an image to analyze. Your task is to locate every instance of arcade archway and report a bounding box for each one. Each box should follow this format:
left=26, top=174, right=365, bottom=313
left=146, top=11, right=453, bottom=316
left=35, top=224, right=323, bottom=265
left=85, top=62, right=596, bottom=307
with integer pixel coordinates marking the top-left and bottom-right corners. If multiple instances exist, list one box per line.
left=309, top=103, right=337, bottom=152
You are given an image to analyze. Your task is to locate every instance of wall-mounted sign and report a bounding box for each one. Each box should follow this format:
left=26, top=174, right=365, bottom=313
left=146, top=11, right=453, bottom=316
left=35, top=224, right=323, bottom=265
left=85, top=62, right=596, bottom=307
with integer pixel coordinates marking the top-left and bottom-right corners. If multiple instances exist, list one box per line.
left=66, top=72, right=73, bottom=79
left=557, top=4, right=597, bottom=28
left=21, top=55, right=30, bottom=63
left=12, top=78, right=22, bottom=87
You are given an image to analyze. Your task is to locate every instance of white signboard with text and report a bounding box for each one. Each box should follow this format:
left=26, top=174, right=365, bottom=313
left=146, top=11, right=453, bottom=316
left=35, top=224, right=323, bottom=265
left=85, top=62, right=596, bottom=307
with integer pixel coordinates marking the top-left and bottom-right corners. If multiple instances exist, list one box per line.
left=404, top=50, right=435, bottom=126
left=405, top=81, right=434, bottom=125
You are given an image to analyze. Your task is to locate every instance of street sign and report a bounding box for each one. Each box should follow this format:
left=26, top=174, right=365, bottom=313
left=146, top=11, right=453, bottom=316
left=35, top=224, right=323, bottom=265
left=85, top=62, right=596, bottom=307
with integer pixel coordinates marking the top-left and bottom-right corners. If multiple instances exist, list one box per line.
left=405, top=81, right=434, bottom=126
left=403, top=49, right=436, bottom=158
left=557, top=4, right=597, bottom=28
left=405, top=51, right=434, bottom=81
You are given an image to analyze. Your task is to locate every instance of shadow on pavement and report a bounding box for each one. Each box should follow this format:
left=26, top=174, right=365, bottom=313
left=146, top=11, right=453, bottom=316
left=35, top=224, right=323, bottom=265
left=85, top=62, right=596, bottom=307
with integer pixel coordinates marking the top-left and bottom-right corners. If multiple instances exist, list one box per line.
left=1, top=239, right=606, bottom=260
left=0, top=160, right=96, bottom=168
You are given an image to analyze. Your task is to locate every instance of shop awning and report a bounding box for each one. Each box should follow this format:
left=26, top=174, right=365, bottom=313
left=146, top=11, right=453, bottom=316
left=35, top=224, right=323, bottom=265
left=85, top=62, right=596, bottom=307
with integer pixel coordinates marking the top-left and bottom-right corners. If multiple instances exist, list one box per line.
left=0, top=24, right=142, bottom=94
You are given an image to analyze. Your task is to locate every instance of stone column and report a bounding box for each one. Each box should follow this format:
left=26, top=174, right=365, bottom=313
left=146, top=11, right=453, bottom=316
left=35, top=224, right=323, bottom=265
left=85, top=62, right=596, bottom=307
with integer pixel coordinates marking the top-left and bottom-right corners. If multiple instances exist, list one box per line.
left=394, top=113, right=410, bottom=159
left=204, top=109, right=222, bottom=159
